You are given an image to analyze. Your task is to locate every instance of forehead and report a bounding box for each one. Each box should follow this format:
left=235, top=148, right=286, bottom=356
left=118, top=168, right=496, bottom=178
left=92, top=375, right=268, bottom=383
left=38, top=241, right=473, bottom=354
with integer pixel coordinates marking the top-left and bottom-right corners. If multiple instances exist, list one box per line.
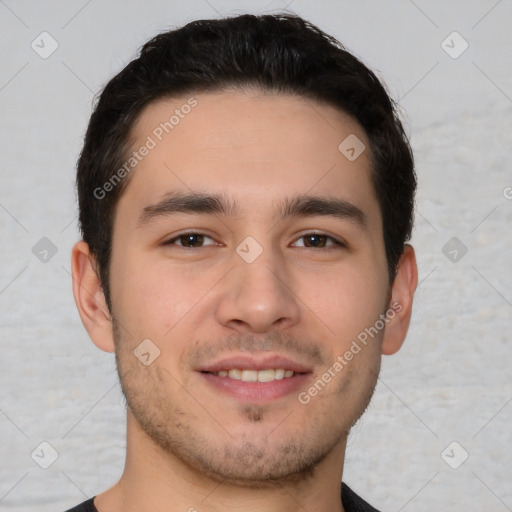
left=131, top=88, right=369, bottom=164
left=117, top=89, right=379, bottom=225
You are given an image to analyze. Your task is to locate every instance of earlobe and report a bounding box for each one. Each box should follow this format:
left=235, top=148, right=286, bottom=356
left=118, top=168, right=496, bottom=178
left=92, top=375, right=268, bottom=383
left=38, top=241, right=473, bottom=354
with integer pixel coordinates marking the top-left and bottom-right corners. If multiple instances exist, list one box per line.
left=71, top=241, right=115, bottom=353
left=381, top=244, right=418, bottom=355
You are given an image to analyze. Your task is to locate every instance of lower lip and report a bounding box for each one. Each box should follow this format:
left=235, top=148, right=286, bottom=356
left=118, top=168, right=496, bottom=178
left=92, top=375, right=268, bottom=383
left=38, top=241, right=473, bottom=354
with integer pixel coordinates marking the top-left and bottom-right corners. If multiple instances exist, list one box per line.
left=198, top=372, right=313, bottom=403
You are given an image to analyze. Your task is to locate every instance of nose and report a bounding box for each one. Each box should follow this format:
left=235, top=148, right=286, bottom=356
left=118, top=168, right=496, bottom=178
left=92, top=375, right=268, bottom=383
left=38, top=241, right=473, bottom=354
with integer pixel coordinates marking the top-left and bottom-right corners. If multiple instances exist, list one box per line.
left=214, top=246, right=301, bottom=334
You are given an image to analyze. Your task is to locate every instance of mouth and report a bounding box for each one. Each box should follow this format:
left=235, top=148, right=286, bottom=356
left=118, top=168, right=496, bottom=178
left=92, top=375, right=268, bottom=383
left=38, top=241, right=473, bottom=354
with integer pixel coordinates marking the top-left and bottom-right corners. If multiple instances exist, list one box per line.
left=196, top=354, right=314, bottom=403
left=205, top=368, right=297, bottom=382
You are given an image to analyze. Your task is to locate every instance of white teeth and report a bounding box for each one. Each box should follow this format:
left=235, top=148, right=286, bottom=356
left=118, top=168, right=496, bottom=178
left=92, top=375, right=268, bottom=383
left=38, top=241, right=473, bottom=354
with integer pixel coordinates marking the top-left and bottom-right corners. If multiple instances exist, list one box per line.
left=228, top=369, right=241, bottom=380
left=212, top=368, right=295, bottom=382
left=241, top=370, right=258, bottom=382
left=257, top=369, right=275, bottom=382
left=275, top=369, right=285, bottom=380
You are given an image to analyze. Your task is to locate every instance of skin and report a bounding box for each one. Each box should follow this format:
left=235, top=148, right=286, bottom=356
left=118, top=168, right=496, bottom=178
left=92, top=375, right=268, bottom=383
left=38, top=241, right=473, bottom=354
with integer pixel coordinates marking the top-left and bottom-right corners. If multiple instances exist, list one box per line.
left=72, top=88, right=417, bottom=512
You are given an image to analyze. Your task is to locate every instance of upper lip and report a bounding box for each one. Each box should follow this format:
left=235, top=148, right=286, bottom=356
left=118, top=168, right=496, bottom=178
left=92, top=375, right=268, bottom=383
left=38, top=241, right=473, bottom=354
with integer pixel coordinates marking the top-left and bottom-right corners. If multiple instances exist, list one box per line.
left=196, top=354, right=313, bottom=374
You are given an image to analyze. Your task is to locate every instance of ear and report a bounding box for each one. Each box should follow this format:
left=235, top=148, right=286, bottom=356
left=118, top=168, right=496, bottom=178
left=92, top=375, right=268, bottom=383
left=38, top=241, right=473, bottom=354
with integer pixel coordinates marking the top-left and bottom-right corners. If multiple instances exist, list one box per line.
left=71, top=240, right=115, bottom=353
left=381, top=244, right=418, bottom=355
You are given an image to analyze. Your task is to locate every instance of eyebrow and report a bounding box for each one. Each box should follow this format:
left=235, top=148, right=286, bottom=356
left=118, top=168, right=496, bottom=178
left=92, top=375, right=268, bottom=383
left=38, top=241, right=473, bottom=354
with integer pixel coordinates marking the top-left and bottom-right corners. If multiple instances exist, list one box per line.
left=138, top=191, right=367, bottom=229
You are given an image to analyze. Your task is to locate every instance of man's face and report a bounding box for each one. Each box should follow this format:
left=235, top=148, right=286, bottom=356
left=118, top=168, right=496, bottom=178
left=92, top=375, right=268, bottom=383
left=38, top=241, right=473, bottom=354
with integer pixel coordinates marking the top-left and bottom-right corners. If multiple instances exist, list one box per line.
left=108, top=89, right=390, bottom=485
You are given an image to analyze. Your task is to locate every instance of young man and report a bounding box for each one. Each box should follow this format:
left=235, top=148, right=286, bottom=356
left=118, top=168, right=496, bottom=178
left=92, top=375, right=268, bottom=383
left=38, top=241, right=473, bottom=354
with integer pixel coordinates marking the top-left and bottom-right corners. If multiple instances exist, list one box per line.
left=68, top=13, right=417, bottom=512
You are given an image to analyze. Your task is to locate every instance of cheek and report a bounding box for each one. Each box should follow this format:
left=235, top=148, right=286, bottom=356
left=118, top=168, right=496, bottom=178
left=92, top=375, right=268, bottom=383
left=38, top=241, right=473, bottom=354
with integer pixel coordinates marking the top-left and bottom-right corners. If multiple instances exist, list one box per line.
left=110, top=253, right=214, bottom=340
left=297, top=264, right=387, bottom=346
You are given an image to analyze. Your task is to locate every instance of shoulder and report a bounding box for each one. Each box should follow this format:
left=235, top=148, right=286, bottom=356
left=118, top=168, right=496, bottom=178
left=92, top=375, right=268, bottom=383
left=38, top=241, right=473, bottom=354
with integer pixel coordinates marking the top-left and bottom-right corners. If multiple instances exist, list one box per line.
left=63, top=497, right=98, bottom=512
left=342, top=483, right=382, bottom=512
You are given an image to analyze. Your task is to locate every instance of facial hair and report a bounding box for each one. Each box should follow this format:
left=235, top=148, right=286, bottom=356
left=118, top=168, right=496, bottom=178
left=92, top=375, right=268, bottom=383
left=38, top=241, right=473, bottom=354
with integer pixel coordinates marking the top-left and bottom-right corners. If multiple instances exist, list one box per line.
left=113, top=321, right=381, bottom=489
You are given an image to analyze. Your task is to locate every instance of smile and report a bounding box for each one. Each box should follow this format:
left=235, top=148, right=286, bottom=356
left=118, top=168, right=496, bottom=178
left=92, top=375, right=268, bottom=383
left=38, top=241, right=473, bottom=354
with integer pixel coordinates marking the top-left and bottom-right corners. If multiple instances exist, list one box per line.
left=209, top=368, right=295, bottom=382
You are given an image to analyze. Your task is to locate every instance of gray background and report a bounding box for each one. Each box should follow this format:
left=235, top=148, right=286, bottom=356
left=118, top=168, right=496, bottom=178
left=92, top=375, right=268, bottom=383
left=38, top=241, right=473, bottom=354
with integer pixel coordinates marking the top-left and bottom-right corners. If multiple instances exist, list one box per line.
left=0, top=1, right=511, bottom=510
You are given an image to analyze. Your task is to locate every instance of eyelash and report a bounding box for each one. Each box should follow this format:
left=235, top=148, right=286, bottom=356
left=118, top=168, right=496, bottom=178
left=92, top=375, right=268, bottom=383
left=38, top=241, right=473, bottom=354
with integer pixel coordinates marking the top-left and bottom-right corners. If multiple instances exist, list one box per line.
left=163, top=232, right=346, bottom=249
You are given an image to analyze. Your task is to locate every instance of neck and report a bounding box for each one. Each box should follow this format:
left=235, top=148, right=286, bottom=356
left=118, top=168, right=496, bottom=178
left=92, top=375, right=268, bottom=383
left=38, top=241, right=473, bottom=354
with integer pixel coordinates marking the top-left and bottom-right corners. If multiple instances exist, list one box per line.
left=94, top=410, right=347, bottom=512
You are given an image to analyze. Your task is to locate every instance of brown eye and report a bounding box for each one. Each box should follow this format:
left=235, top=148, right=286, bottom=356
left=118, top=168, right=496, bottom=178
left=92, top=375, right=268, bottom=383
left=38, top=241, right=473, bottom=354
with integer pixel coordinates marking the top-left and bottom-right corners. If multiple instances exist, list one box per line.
left=292, top=233, right=344, bottom=248
left=165, top=233, right=216, bottom=248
